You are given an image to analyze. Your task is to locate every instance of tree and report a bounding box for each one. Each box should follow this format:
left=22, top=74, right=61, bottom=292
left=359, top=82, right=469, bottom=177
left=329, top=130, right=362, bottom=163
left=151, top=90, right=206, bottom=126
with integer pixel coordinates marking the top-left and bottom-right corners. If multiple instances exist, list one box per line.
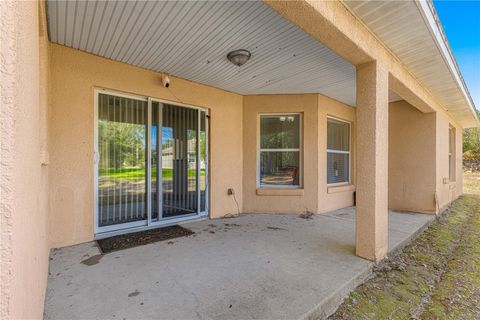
left=463, top=109, right=480, bottom=158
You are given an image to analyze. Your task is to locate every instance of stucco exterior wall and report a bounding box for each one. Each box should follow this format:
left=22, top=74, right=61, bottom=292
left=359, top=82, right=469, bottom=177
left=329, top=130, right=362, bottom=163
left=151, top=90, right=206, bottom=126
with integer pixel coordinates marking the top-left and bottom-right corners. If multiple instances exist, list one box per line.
left=318, top=95, right=356, bottom=213
left=48, top=44, right=243, bottom=248
left=242, top=94, right=319, bottom=213
left=388, top=101, right=436, bottom=213
left=0, top=1, right=50, bottom=319
left=242, top=94, right=355, bottom=214
left=436, top=111, right=463, bottom=211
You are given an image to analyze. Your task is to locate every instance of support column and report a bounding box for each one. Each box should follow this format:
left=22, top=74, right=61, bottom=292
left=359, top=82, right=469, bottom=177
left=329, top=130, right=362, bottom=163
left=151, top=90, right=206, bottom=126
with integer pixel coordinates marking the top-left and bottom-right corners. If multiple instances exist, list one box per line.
left=355, top=61, right=389, bottom=261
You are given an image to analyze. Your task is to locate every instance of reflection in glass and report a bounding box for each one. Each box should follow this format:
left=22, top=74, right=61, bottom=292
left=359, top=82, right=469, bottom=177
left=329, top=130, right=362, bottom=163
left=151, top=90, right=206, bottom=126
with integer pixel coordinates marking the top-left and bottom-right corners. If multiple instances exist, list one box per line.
left=162, top=105, right=198, bottom=217
left=151, top=102, right=160, bottom=221
left=260, top=151, right=300, bottom=186
left=327, top=118, right=350, bottom=151
left=327, top=118, right=350, bottom=184
left=98, top=94, right=208, bottom=230
left=260, top=114, right=300, bottom=187
left=261, top=115, right=300, bottom=149
left=327, top=153, right=349, bottom=184
left=98, top=94, right=147, bottom=226
left=200, top=111, right=207, bottom=212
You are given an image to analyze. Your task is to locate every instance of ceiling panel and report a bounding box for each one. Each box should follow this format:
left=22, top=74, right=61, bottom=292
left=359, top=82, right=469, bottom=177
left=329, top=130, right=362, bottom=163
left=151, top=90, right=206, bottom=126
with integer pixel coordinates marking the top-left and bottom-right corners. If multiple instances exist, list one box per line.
left=46, top=0, right=358, bottom=106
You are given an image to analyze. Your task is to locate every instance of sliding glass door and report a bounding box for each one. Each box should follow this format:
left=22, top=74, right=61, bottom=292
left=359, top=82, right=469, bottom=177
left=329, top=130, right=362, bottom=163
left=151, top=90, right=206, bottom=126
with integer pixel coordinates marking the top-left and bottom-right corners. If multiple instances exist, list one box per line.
left=95, top=90, right=208, bottom=236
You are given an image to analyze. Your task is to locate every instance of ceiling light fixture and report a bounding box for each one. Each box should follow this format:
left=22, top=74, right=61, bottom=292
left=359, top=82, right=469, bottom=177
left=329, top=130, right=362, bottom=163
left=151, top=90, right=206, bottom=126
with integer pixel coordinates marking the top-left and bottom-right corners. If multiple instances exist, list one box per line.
left=227, top=49, right=251, bottom=67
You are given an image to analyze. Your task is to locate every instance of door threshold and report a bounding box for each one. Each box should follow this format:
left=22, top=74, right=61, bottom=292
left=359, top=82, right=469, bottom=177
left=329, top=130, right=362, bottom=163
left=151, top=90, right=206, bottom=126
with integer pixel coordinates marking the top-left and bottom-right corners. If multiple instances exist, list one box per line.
left=94, top=214, right=208, bottom=240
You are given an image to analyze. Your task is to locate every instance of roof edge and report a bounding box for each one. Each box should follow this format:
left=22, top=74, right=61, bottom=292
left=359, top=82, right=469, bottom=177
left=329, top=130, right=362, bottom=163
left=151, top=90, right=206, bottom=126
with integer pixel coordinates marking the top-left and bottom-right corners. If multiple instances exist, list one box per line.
left=416, top=0, right=479, bottom=127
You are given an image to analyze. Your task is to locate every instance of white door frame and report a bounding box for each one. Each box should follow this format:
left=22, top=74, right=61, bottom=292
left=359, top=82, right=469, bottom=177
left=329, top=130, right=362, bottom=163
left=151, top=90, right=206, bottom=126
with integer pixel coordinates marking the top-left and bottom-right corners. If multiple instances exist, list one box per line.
left=93, top=88, right=209, bottom=239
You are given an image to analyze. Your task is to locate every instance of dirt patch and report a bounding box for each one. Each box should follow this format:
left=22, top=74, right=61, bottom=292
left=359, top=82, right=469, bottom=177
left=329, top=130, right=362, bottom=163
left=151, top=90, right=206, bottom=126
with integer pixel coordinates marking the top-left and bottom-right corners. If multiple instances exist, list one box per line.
left=299, top=211, right=314, bottom=220
left=97, top=225, right=194, bottom=254
left=329, top=195, right=480, bottom=320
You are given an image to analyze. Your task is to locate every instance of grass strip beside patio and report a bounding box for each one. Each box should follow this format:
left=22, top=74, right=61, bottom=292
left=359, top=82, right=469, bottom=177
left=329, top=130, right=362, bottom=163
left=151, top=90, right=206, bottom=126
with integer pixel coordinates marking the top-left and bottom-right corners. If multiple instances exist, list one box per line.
left=330, top=194, right=480, bottom=320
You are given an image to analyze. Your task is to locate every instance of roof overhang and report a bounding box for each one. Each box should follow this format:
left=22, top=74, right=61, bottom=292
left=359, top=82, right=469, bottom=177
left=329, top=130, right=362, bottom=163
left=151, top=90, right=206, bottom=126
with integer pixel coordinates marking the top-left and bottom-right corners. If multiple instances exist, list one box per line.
left=45, top=1, right=359, bottom=106
left=343, top=0, right=479, bottom=128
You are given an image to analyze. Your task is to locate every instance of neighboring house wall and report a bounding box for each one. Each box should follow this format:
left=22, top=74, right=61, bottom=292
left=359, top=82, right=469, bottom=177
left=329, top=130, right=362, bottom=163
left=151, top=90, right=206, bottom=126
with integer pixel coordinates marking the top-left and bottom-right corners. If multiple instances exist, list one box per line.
left=48, top=44, right=244, bottom=248
left=0, top=1, right=50, bottom=319
left=388, top=101, right=437, bottom=213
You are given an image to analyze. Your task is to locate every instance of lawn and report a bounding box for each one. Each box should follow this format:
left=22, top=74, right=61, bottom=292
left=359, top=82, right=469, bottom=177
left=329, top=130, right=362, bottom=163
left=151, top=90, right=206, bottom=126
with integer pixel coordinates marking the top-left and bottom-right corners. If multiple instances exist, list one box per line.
left=330, top=194, right=480, bottom=320
left=99, top=167, right=205, bottom=181
left=463, top=170, right=480, bottom=194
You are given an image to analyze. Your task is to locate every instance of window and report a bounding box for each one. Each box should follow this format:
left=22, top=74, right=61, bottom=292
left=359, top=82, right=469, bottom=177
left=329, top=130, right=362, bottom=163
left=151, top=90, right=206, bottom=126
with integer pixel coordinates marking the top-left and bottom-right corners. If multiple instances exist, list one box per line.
left=449, top=125, right=456, bottom=181
left=327, top=117, right=350, bottom=184
left=259, top=114, right=301, bottom=187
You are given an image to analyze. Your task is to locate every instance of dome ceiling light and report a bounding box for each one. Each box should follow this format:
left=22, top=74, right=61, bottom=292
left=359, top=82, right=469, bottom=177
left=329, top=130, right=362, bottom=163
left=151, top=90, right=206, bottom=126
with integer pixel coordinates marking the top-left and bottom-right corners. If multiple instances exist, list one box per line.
left=227, top=49, right=251, bottom=67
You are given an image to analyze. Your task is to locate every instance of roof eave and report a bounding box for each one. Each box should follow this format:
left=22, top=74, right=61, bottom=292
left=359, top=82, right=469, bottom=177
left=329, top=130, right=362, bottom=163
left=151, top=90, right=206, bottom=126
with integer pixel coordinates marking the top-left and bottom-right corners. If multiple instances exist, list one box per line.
left=416, top=0, right=479, bottom=128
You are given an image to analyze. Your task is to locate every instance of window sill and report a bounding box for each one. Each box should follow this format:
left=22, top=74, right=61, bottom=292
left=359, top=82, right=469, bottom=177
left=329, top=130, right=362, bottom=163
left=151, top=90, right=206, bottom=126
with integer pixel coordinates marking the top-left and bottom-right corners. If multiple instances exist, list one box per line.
left=256, top=188, right=304, bottom=196
left=327, top=184, right=355, bottom=194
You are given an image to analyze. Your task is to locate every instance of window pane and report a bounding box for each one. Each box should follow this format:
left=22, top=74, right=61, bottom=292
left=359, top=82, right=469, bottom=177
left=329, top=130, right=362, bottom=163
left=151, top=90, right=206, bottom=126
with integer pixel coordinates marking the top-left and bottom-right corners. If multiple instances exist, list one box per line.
left=260, top=151, right=300, bottom=186
left=261, top=115, right=300, bottom=149
left=327, top=118, right=349, bottom=151
left=327, top=152, right=349, bottom=184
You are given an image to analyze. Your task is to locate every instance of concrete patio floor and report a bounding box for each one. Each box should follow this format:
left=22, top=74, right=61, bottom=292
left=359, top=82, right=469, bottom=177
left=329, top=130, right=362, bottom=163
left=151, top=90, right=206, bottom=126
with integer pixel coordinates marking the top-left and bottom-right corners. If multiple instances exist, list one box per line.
left=44, top=208, right=434, bottom=320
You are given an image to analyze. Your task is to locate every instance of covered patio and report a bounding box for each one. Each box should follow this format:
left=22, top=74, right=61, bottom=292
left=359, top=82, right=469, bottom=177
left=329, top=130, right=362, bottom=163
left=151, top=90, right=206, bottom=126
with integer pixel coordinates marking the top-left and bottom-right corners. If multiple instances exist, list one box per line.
left=44, top=208, right=433, bottom=319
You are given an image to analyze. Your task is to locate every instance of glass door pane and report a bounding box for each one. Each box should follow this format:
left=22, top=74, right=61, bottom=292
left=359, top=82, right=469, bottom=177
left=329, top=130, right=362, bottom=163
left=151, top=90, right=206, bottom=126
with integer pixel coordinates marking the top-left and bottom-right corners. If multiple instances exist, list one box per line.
left=151, top=101, right=161, bottom=222
left=97, top=93, right=147, bottom=227
left=200, top=111, right=207, bottom=212
left=162, top=104, right=198, bottom=217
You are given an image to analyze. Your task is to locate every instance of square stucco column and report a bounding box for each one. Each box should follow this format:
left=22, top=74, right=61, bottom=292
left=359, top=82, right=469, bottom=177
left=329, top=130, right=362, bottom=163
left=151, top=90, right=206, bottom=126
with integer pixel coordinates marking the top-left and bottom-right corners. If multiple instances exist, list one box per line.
left=355, top=61, right=389, bottom=261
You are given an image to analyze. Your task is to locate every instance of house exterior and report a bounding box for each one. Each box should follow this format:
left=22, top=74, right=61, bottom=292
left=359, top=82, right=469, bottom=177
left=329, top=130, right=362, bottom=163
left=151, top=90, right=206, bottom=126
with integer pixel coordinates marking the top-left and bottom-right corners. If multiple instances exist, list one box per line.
left=1, top=0, right=478, bottom=319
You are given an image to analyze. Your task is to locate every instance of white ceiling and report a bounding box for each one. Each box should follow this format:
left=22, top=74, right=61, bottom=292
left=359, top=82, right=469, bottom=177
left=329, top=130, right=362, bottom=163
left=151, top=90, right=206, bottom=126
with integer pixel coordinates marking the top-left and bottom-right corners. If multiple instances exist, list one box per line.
left=46, top=1, right=360, bottom=106
left=343, top=0, right=478, bottom=127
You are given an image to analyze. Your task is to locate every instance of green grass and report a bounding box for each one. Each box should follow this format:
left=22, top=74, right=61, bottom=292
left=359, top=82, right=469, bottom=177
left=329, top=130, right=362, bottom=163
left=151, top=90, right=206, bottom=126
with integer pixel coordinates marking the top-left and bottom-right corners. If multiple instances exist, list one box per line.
left=99, top=167, right=205, bottom=181
left=330, top=195, right=480, bottom=320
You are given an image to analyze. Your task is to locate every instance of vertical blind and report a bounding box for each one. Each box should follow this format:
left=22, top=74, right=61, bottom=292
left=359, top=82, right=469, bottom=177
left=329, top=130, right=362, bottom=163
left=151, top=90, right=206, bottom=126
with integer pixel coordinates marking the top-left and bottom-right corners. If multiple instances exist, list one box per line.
left=98, top=94, right=148, bottom=227
left=97, top=92, right=208, bottom=230
left=327, top=118, right=350, bottom=184
left=161, top=104, right=198, bottom=217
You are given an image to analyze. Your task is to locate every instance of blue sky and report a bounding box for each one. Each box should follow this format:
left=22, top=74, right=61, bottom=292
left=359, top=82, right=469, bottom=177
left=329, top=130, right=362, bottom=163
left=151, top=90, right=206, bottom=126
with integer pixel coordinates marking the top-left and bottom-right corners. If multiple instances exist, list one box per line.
left=434, top=0, right=480, bottom=111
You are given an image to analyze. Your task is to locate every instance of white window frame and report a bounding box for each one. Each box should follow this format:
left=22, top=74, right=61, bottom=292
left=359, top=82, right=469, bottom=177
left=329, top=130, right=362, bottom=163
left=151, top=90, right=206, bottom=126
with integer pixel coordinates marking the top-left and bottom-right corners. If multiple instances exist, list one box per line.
left=326, top=116, right=351, bottom=186
left=257, top=113, right=303, bottom=189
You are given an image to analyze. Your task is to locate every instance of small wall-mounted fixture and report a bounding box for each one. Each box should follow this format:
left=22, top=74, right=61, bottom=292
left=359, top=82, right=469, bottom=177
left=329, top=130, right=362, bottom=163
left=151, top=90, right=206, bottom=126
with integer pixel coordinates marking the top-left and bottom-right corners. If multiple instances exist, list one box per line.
left=227, top=49, right=251, bottom=67
left=162, top=74, right=170, bottom=88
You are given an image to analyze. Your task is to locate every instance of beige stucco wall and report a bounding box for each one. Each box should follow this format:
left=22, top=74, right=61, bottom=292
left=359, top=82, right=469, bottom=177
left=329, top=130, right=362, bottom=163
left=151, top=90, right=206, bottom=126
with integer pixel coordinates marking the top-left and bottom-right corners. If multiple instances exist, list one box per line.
left=436, top=111, right=463, bottom=211
left=243, top=94, right=319, bottom=213
left=48, top=44, right=243, bottom=248
left=388, top=101, right=437, bottom=213
left=318, top=95, right=356, bottom=212
left=1, top=1, right=50, bottom=319
left=242, top=94, right=355, bottom=214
